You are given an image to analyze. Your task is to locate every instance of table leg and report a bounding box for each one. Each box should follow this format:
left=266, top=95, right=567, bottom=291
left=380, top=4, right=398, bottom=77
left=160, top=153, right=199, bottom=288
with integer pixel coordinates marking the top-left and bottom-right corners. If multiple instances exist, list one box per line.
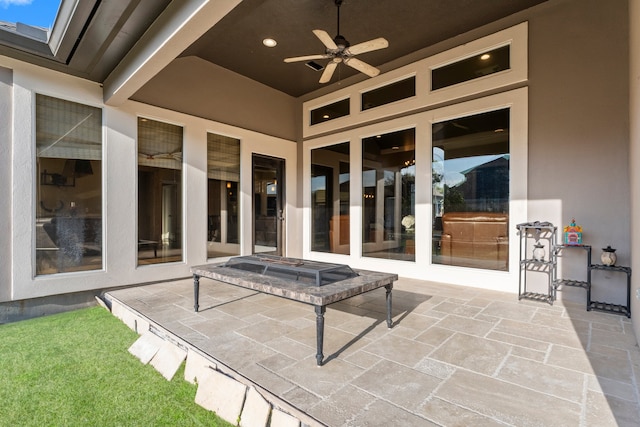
left=626, top=272, right=631, bottom=318
left=193, top=274, right=200, bottom=312
left=315, top=305, right=326, bottom=366
left=385, top=283, right=393, bottom=328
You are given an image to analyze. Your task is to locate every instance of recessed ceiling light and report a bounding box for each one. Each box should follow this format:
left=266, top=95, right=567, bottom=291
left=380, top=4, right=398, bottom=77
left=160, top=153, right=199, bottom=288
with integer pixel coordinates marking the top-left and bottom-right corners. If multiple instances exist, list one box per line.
left=323, top=114, right=330, bottom=119
left=480, top=53, right=491, bottom=60
left=262, top=38, right=277, bottom=48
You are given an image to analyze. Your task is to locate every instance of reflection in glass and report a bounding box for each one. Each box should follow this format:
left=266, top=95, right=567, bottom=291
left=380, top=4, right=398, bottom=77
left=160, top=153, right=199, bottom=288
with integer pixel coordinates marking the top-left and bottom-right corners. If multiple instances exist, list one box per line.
left=310, top=98, right=350, bottom=125
left=432, top=109, right=510, bottom=271
left=362, top=76, right=416, bottom=110
left=35, top=95, right=102, bottom=275
left=432, top=45, right=510, bottom=91
left=362, top=129, right=415, bottom=261
left=253, top=155, right=285, bottom=256
left=207, top=133, right=240, bottom=258
left=137, top=118, right=183, bottom=265
left=311, top=142, right=350, bottom=254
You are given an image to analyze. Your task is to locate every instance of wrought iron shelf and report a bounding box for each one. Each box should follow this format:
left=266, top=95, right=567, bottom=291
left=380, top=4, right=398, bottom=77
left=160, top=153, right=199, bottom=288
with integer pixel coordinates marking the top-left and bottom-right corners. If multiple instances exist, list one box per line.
left=517, top=222, right=557, bottom=305
left=520, top=259, right=555, bottom=266
left=519, top=291, right=554, bottom=304
left=552, top=244, right=592, bottom=310
left=590, top=264, right=631, bottom=273
left=588, top=301, right=630, bottom=317
left=555, top=279, right=589, bottom=289
left=588, top=264, right=631, bottom=318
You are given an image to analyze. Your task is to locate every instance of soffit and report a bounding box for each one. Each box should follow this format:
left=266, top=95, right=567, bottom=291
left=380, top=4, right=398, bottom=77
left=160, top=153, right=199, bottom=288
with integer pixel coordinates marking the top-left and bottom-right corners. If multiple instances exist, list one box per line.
left=181, top=0, right=547, bottom=97
left=0, top=0, right=170, bottom=82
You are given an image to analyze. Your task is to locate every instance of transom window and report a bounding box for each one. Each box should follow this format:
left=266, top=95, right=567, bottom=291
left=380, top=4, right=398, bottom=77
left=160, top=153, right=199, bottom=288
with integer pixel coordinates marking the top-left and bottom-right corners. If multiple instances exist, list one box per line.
left=431, top=45, right=510, bottom=91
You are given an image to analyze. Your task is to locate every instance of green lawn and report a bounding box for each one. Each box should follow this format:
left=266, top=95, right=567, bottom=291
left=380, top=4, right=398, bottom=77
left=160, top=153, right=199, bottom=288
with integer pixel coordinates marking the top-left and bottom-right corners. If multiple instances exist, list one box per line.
left=0, top=306, right=232, bottom=427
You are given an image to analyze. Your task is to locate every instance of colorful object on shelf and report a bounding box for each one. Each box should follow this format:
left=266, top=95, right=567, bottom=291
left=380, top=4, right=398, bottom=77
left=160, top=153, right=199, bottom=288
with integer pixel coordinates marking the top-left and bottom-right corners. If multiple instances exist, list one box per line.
left=563, top=218, right=583, bottom=245
left=601, top=246, right=617, bottom=266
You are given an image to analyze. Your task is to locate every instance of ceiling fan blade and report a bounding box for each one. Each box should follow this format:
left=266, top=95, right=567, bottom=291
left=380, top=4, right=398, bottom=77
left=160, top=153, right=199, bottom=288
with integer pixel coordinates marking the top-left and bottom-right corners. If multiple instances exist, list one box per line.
left=284, top=54, right=330, bottom=63
left=344, top=57, right=380, bottom=78
left=319, top=61, right=338, bottom=84
left=346, top=37, right=389, bottom=56
left=313, top=29, right=338, bottom=50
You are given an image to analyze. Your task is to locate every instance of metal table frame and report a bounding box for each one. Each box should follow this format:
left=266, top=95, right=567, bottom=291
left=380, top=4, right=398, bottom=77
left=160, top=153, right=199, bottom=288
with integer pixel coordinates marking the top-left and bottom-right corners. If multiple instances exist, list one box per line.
left=191, top=259, right=396, bottom=366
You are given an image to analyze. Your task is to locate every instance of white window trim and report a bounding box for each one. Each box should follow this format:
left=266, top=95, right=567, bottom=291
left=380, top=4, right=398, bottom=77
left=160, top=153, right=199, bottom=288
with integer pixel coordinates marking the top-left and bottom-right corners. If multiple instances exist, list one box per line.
left=33, top=93, right=106, bottom=278
left=303, top=22, right=527, bottom=139
left=303, top=87, right=528, bottom=293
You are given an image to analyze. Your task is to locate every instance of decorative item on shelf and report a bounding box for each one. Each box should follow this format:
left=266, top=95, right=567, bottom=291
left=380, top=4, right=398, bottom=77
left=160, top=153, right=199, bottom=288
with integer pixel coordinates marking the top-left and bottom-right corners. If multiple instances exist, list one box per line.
left=563, top=218, right=583, bottom=245
left=533, top=242, right=546, bottom=261
left=600, top=246, right=617, bottom=266
left=401, top=214, right=415, bottom=234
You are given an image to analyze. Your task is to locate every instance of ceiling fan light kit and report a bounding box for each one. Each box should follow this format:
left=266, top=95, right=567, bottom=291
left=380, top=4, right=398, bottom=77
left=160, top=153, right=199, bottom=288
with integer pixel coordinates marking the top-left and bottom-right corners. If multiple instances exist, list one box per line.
left=284, top=0, right=389, bottom=84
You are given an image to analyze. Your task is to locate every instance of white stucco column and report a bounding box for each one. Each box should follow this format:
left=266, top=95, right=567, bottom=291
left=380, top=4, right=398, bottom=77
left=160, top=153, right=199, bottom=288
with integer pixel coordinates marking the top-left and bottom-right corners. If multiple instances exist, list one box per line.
left=629, top=0, right=640, bottom=341
left=0, top=66, right=12, bottom=302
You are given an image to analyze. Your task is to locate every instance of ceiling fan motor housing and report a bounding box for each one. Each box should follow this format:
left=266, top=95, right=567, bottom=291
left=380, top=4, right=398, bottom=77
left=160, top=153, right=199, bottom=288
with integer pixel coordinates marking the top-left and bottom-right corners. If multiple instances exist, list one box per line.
left=333, top=35, right=350, bottom=49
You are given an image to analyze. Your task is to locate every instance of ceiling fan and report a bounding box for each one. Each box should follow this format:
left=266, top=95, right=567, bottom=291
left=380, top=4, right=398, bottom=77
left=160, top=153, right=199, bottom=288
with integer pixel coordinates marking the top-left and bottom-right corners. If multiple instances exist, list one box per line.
left=284, top=0, right=389, bottom=84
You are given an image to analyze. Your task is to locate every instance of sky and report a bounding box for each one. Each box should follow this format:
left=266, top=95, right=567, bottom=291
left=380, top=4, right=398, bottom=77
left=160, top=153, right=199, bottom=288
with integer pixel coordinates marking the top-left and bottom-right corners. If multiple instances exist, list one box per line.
left=0, top=0, right=60, bottom=28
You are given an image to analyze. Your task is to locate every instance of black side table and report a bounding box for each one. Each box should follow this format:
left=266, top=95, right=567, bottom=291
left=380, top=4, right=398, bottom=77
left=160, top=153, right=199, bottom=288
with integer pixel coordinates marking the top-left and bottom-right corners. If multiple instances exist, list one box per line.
left=588, top=264, right=631, bottom=318
left=553, top=244, right=591, bottom=310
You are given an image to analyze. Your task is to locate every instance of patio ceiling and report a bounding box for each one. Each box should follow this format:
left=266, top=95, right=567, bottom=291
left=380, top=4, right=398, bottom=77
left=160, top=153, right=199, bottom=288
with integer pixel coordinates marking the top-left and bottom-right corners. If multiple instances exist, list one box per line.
left=0, top=0, right=547, bottom=98
left=182, top=0, right=547, bottom=97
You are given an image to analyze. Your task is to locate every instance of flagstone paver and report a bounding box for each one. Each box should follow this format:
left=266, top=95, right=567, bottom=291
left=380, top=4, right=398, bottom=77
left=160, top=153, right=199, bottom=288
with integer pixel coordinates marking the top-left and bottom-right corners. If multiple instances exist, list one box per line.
left=149, top=339, right=187, bottom=380
left=106, top=276, right=640, bottom=427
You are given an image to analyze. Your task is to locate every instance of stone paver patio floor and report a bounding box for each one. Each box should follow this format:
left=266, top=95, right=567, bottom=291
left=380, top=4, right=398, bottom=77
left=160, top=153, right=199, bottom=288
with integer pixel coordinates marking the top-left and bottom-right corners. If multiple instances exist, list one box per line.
left=106, top=277, right=640, bottom=426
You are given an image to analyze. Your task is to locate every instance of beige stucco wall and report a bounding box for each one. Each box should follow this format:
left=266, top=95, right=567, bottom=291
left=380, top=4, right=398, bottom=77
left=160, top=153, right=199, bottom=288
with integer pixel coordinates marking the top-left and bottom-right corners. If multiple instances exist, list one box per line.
left=298, top=0, right=631, bottom=306
left=131, top=56, right=301, bottom=142
left=525, top=0, right=630, bottom=306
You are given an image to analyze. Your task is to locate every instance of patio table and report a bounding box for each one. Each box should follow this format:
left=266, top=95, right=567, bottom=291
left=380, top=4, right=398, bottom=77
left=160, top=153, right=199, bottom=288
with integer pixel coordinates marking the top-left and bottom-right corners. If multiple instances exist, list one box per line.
left=191, top=256, right=397, bottom=365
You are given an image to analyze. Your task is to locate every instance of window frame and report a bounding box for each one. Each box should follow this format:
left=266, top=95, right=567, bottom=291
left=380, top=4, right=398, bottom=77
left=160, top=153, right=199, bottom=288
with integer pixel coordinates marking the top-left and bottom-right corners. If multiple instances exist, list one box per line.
left=136, top=116, right=185, bottom=266
left=303, top=88, right=528, bottom=289
left=206, top=131, right=241, bottom=259
left=34, top=93, right=105, bottom=277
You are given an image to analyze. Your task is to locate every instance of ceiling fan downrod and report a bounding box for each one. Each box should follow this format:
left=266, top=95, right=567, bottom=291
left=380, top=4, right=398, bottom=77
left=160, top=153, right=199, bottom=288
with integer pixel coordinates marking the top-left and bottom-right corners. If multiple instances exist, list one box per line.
left=336, top=0, right=342, bottom=37
left=333, top=0, right=349, bottom=49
